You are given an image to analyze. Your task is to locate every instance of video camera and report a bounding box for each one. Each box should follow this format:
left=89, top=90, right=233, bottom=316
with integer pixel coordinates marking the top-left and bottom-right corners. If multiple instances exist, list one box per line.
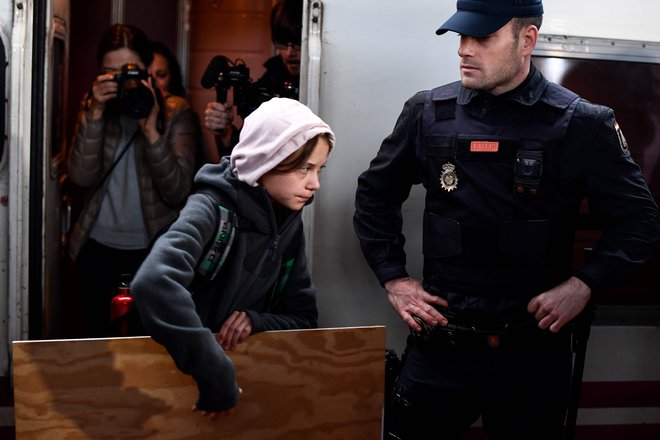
left=200, top=55, right=299, bottom=120
left=113, top=63, right=155, bottom=119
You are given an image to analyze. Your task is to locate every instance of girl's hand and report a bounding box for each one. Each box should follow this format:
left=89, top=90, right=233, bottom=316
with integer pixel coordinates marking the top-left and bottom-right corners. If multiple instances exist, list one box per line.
left=217, top=311, right=252, bottom=351
left=191, top=388, right=242, bottom=421
left=191, top=404, right=234, bottom=421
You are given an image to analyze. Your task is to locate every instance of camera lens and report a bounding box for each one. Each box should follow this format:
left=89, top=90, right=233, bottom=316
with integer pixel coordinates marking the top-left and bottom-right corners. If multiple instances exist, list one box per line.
left=120, top=82, right=154, bottom=119
left=117, top=64, right=154, bottom=119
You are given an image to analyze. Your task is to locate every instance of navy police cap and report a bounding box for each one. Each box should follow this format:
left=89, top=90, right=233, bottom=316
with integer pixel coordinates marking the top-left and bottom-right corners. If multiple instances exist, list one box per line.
left=436, top=0, right=543, bottom=37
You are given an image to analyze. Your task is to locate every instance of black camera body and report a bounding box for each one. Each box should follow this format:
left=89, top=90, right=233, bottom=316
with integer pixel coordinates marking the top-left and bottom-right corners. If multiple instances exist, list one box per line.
left=113, top=63, right=154, bottom=119
left=201, top=55, right=299, bottom=119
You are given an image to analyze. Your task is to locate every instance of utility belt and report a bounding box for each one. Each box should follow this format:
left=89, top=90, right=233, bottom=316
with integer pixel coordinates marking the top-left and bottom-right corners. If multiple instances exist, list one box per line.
left=409, top=314, right=568, bottom=350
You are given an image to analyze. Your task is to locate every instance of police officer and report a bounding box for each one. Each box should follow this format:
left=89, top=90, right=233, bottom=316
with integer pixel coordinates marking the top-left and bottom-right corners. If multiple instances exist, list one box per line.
left=353, top=0, right=660, bottom=438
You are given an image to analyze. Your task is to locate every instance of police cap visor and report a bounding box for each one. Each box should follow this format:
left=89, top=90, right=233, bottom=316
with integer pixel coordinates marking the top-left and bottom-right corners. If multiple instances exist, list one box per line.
left=436, top=0, right=544, bottom=37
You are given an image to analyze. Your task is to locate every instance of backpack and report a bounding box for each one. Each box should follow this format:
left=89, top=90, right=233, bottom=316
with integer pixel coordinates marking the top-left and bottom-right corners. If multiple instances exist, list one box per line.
left=149, top=187, right=301, bottom=312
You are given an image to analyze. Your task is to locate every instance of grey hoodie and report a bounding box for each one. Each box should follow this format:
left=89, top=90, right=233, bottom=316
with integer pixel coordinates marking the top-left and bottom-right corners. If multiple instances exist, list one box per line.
left=132, top=158, right=318, bottom=412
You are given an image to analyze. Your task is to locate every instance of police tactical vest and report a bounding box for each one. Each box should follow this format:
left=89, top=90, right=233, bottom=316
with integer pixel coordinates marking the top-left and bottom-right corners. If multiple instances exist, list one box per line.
left=420, top=80, right=580, bottom=299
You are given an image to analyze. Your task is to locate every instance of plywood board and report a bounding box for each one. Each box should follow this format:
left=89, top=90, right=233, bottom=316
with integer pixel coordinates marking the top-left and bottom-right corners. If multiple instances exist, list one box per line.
left=13, top=326, right=385, bottom=439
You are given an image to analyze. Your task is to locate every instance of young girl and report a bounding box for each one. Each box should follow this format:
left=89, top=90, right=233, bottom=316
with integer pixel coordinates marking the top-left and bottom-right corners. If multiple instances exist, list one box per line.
left=132, top=98, right=335, bottom=417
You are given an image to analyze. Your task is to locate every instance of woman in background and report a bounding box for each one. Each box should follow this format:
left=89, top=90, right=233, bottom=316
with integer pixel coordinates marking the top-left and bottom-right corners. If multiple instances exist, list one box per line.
left=149, top=40, right=186, bottom=98
left=149, top=40, right=205, bottom=170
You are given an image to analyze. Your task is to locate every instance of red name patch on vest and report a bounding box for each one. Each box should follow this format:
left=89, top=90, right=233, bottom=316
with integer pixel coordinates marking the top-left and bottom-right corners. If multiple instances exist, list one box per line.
left=470, top=141, right=499, bottom=152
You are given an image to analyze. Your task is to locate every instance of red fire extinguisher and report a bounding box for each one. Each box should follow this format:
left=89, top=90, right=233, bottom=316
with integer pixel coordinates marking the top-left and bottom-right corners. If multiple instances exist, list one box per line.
left=111, top=274, right=135, bottom=337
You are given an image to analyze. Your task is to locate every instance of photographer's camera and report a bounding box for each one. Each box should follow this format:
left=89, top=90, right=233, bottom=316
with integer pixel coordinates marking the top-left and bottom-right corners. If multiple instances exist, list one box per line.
left=201, top=55, right=299, bottom=121
left=113, top=63, right=154, bottom=119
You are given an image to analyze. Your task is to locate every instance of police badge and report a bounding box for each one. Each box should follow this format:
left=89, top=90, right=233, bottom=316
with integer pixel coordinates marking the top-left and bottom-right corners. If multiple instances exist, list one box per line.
left=440, top=162, right=458, bottom=192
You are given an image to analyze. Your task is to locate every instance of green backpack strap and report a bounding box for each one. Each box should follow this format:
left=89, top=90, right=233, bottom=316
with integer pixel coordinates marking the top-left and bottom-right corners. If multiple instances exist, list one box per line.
left=196, top=204, right=239, bottom=281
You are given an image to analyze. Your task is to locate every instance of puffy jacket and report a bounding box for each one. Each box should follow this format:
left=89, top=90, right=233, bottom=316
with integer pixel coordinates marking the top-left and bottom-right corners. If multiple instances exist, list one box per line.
left=67, top=94, right=198, bottom=259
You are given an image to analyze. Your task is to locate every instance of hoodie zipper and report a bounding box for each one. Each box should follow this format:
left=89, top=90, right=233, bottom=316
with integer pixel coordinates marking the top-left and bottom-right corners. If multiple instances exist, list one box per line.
left=226, top=191, right=301, bottom=312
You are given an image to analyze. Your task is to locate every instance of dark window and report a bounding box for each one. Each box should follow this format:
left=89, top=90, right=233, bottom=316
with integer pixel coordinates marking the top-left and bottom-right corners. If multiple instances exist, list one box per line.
left=533, top=50, right=660, bottom=321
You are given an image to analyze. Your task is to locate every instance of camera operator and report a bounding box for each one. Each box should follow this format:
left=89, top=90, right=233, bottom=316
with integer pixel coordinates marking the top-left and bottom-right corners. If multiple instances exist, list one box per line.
left=66, top=24, right=198, bottom=338
left=204, top=0, right=302, bottom=160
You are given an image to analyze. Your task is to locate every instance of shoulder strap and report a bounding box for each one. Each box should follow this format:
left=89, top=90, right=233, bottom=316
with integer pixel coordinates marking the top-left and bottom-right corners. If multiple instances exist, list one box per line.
left=145, top=186, right=239, bottom=283
left=194, top=187, right=239, bottom=281
left=196, top=204, right=238, bottom=280
left=89, top=128, right=139, bottom=197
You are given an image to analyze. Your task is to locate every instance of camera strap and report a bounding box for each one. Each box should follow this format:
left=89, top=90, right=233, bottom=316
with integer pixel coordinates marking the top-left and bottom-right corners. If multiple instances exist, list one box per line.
left=89, top=127, right=139, bottom=197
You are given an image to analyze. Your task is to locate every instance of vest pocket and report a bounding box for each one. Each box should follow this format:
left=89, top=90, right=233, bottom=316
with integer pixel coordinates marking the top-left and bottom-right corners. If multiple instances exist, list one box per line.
left=500, top=219, right=551, bottom=266
left=423, top=212, right=462, bottom=258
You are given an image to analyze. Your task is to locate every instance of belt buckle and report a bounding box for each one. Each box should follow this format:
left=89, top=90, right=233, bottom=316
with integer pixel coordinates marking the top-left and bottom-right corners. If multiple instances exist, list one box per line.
left=486, top=333, right=501, bottom=348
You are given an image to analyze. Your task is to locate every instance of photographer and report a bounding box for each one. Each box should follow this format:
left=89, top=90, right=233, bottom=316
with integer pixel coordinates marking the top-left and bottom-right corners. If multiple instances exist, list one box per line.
left=67, top=24, right=198, bottom=338
left=204, top=0, right=302, bottom=160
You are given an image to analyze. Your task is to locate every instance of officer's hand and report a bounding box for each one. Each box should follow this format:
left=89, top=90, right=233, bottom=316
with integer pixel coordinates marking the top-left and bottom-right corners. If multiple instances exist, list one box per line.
left=385, top=277, right=448, bottom=332
left=204, top=101, right=233, bottom=132
left=527, top=276, right=591, bottom=333
left=217, top=311, right=252, bottom=351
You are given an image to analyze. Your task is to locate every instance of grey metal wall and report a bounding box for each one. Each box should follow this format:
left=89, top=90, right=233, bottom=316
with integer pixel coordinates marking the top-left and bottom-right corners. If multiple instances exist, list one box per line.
left=310, top=0, right=457, bottom=352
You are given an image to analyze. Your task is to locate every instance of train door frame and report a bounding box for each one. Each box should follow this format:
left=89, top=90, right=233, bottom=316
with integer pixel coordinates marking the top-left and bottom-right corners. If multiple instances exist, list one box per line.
left=0, top=0, right=10, bottom=379
left=3, top=0, right=70, bottom=353
left=42, top=1, right=70, bottom=339
left=27, top=0, right=48, bottom=340
left=6, top=0, right=37, bottom=359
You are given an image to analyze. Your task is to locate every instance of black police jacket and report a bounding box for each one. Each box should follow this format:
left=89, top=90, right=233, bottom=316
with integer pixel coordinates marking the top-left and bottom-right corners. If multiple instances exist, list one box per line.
left=354, top=65, right=660, bottom=314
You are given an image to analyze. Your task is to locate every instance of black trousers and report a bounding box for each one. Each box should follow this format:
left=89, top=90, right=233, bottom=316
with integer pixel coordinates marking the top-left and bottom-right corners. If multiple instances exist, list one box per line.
left=77, top=238, right=148, bottom=338
left=386, top=330, right=572, bottom=440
